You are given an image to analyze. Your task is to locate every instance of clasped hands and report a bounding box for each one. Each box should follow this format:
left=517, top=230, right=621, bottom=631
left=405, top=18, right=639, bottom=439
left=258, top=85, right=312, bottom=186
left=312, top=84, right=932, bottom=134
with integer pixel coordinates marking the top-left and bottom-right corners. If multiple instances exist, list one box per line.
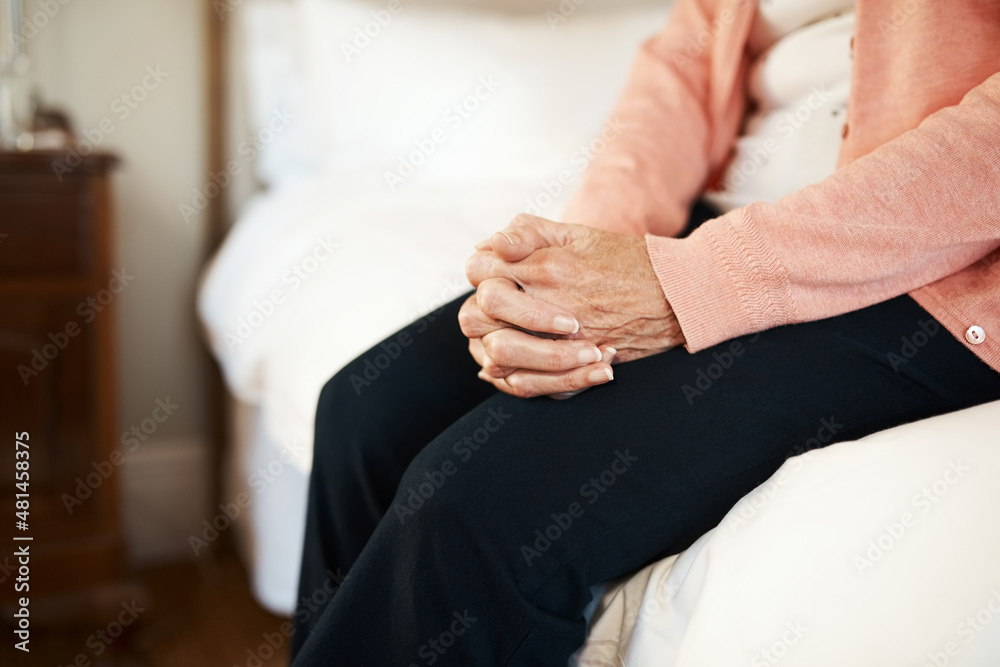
left=460, top=214, right=685, bottom=398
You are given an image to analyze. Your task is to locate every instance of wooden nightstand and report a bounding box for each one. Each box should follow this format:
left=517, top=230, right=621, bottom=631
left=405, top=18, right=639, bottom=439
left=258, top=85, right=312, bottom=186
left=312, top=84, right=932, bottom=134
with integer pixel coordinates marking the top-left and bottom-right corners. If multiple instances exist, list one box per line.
left=0, top=150, right=127, bottom=609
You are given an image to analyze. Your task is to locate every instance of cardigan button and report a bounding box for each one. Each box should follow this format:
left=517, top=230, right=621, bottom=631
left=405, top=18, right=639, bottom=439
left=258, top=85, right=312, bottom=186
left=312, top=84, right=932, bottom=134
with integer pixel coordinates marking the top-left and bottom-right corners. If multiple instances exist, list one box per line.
left=966, top=325, right=986, bottom=345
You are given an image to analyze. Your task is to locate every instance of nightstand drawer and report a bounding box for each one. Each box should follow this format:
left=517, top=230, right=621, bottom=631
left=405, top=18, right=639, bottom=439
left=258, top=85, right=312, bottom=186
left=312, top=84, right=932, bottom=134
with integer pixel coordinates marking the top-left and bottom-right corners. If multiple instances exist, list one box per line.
left=0, top=173, right=94, bottom=278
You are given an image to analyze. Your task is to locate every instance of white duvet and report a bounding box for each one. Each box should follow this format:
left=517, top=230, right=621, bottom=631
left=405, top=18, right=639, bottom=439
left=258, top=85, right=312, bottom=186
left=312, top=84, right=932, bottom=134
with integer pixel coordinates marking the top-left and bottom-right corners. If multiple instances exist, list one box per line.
left=198, top=175, right=576, bottom=611
left=199, top=175, right=567, bottom=475
left=199, top=174, right=1000, bottom=665
left=198, top=0, right=1000, bottom=659
left=576, top=400, right=1000, bottom=666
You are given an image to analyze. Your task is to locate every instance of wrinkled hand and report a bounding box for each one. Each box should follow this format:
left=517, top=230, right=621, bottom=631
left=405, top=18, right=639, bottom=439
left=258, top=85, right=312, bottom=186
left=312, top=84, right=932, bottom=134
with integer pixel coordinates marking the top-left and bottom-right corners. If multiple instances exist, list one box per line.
left=460, top=214, right=685, bottom=398
left=458, top=282, right=618, bottom=399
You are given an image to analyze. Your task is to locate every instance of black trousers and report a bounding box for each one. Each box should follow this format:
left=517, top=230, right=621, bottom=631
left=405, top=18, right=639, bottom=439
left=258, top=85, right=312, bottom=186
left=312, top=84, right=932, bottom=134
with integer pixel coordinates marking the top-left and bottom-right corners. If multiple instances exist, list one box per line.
left=291, top=214, right=1000, bottom=666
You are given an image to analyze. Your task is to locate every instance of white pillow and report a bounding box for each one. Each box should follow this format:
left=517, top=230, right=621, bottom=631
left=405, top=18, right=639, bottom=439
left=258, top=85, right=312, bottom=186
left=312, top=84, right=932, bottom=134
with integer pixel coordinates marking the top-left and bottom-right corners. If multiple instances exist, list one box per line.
left=295, top=0, right=672, bottom=191
left=238, top=1, right=326, bottom=186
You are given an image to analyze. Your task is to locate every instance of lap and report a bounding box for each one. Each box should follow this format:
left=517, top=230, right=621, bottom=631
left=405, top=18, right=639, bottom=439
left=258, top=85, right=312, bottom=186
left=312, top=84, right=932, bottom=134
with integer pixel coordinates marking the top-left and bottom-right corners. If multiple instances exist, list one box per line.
left=382, top=294, right=1000, bottom=594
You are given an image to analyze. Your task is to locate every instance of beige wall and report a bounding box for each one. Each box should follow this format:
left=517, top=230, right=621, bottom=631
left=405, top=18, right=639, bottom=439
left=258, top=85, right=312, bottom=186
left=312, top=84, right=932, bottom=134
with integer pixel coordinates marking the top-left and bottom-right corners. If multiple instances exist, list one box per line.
left=26, top=0, right=209, bottom=443
left=23, top=0, right=211, bottom=560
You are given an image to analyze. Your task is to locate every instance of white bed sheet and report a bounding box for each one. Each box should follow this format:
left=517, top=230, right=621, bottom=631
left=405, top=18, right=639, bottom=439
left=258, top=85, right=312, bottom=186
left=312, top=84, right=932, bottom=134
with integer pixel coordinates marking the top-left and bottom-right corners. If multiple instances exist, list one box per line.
left=575, top=400, right=1000, bottom=666
left=199, top=2, right=1000, bottom=657
left=201, top=0, right=675, bottom=616
left=199, top=174, right=577, bottom=612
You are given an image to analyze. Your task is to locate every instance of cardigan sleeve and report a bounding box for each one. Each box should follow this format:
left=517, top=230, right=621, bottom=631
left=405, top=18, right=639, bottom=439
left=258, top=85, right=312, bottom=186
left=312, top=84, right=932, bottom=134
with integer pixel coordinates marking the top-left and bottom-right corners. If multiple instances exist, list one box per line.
left=648, top=70, right=1000, bottom=352
left=561, top=0, right=742, bottom=239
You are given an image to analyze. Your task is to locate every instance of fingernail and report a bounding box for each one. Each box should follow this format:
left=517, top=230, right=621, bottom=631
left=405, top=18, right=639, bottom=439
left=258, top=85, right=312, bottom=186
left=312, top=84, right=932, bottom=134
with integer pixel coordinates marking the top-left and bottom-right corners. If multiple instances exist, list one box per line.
left=587, top=367, right=614, bottom=384
left=554, top=315, right=580, bottom=334
left=605, top=347, right=617, bottom=358
left=577, top=346, right=602, bottom=364
left=497, top=231, right=519, bottom=246
left=550, top=390, right=583, bottom=400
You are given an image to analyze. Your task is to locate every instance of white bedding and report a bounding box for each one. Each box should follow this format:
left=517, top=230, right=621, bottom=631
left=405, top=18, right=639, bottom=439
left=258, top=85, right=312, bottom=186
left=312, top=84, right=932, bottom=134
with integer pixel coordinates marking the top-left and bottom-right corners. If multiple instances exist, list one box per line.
left=198, top=0, right=673, bottom=613
left=576, top=400, right=1000, bottom=666
left=199, top=1, right=1000, bottom=662
left=200, top=178, right=561, bottom=610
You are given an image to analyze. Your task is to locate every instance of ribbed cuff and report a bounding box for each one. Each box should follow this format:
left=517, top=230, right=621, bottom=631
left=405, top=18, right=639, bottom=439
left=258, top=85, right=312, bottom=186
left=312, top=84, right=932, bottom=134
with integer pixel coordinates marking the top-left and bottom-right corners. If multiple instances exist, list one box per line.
left=645, top=207, right=793, bottom=352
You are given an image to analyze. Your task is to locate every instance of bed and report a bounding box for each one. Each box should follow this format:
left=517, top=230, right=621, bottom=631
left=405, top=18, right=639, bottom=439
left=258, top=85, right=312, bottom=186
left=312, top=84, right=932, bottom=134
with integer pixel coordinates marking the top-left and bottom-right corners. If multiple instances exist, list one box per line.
left=197, top=0, right=1000, bottom=663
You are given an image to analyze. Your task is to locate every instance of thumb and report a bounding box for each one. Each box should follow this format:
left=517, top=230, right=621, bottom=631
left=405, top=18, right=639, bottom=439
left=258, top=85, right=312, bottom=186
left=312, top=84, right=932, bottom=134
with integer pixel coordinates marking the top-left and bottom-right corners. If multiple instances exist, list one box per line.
left=489, top=215, right=578, bottom=262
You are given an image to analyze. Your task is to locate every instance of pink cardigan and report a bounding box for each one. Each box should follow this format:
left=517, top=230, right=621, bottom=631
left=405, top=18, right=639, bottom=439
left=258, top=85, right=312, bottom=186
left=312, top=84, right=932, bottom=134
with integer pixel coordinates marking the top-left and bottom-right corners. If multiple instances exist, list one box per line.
left=564, top=0, right=1000, bottom=372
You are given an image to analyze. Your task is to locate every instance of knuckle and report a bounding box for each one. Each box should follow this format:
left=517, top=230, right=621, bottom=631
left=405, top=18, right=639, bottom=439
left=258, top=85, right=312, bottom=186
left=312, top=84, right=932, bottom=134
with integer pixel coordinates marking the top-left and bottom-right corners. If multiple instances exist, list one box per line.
left=464, top=254, right=481, bottom=282
left=504, top=374, right=531, bottom=399
left=547, top=255, right=570, bottom=283
left=457, top=307, right=475, bottom=334
left=531, top=257, right=555, bottom=283
left=484, top=362, right=506, bottom=378
left=476, top=283, right=500, bottom=316
left=484, top=336, right=512, bottom=366
left=521, top=308, right=545, bottom=332
left=545, top=346, right=567, bottom=370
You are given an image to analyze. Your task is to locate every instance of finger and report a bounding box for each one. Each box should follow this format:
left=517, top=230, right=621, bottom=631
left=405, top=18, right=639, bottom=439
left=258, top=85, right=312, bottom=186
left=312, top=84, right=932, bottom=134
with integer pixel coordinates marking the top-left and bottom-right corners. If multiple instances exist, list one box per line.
left=457, top=292, right=507, bottom=339
left=465, top=249, right=519, bottom=287
left=493, top=360, right=615, bottom=399
left=549, top=346, right=617, bottom=400
left=489, top=214, right=578, bottom=262
left=481, top=328, right=602, bottom=373
left=469, top=337, right=516, bottom=379
left=476, top=278, right=579, bottom=335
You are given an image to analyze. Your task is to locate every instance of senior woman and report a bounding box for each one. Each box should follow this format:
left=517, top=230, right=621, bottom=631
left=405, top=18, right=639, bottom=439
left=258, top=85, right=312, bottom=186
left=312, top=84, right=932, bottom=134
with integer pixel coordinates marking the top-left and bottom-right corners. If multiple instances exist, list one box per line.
left=291, top=0, right=1000, bottom=664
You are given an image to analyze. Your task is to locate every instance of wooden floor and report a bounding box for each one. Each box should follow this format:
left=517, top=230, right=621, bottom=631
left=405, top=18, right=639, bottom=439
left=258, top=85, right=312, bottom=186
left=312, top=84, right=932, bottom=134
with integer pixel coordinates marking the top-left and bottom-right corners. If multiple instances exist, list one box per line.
left=1, top=551, right=289, bottom=667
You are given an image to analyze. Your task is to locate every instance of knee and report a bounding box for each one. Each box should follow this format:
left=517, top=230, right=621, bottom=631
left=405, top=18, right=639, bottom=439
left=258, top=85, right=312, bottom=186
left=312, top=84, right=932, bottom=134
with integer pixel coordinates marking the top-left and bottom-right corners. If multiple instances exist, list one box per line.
left=390, top=445, right=493, bottom=546
left=311, top=370, right=369, bottom=477
left=311, top=364, right=408, bottom=485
